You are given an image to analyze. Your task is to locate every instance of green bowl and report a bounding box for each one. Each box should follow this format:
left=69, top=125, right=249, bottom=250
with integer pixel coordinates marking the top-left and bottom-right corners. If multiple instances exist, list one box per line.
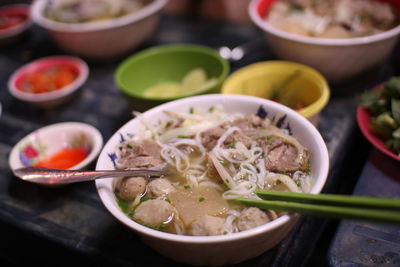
left=115, top=44, right=230, bottom=111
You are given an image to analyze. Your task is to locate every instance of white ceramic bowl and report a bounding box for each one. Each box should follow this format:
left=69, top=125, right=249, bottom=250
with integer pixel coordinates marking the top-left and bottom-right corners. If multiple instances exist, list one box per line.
left=249, top=0, right=400, bottom=82
left=31, top=0, right=167, bottom=60
left=9, top=122, right=103, bottom=172
left=95, top=94, right=329, bottom=266
left=8, top=55, right=89, bottom=108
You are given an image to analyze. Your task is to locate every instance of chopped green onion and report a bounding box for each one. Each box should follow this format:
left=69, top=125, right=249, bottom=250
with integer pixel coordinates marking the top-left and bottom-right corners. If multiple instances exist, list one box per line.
left=220, top=160, right=229, bottom=166
left=141, top=196, right=152, bottom=202
left=227, top=142, right=236, bottom=148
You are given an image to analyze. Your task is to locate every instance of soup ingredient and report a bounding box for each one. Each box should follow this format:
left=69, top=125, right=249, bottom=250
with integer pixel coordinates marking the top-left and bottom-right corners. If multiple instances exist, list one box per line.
left=189, top=215, right=226, bottom=236
left=0, top=14, right=27, bottom=30
left=33, top=147, right=87, bottom=169
left=45, top=0, right=151, bottom=23
left=236, top=207, right=271, bottom=231
left=143, top=68, right=217, bottom=98
left=115, top=106, right=311, bottom=235
left=169, top=186, right=230, bottom=226
left=115, top=176, right=148, bottom=201
left=147, top=178, right=175, bottom=197
left=361, top=76, right=400, bottom=155
left=133, top=199, right=175, bottom=228
left=20, top=66, right=77, bottom=94
left=118, top=139, right=163, bottom=168
left=267, top=0, right=398, bottom=38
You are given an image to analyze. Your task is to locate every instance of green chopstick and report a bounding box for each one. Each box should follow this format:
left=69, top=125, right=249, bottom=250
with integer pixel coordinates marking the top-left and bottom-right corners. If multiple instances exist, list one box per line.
left=234, top=190, right=400, bottom=224
left=255, top=190, right=400, bottom=210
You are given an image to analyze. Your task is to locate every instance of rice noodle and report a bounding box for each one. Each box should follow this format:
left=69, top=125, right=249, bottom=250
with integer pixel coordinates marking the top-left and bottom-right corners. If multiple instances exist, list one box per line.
left=265, top=173, right=301, bottom=193
left=208, top=152, right=236, bottom=187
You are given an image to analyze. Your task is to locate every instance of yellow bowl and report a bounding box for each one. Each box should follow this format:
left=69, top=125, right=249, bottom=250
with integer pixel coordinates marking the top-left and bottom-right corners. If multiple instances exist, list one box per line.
left=221, top=61, right=330, bottom=125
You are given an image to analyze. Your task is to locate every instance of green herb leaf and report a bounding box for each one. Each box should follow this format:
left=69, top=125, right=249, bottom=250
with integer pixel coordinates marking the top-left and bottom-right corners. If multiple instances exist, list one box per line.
left=384, top=76, right=400, bottom=98
left=117, top=199, right=130, bottom=213
left=184, top=185, right=191, bottom=190
left=220, top=160, right=229, bottom=166
left=227, top=142, right=236, bottom=149
left=391, top=98, right=400, bottom=124
left=372, top=112, right=398, bottom=139
left=199, top=197, right=205, bottom=202
left=140, top=196, right=152, bottom=202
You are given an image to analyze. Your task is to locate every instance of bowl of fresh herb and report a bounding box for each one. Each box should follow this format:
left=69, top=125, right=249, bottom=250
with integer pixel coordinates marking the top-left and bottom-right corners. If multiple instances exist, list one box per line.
left=358, top=76, right=400, bottom=161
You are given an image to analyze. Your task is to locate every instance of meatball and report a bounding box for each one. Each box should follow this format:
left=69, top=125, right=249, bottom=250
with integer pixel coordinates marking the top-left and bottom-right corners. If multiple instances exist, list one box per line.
left=236, top=207, right=270, bottom=231
left=115, top=176, right=147, bottom=201
left=148, top=178, right=175, bottom=197
left=189, top=215, right=225, bottom=236
left=133, top=199, right=175, bottom=228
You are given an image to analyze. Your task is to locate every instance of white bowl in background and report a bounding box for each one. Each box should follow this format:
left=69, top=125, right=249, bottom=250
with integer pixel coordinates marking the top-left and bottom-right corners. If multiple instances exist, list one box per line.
left=31, top=0, right=167, bottom=60
left=9, top=122, right=103, bottom=172
left=248, top=0, right=400, bottom=82
left=95, top=94, right=329, bottom=266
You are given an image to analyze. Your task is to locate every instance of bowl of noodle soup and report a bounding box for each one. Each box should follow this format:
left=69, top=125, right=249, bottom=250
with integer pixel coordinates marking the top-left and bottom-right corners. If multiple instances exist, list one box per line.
left=95, top=94, right=329, bottom=265
left=249, top=0, right=400, bottom=82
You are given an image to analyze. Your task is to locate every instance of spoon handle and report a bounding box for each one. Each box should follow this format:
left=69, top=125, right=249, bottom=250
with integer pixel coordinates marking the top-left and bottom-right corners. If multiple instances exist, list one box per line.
left=13, top=167, right=165, bottom=185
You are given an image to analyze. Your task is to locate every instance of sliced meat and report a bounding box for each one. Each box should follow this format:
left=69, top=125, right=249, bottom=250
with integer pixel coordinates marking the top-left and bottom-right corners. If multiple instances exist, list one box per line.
left=189, top=215, right=225, bottom=236
left=201, top=125, right=252, bottom=150
left=230, top=114, right=269, bottom=135
left=237, top=207, right=271, bottom=231
left=201, top=126, right=225, bottom=150
left=226, top=131, right=252, bottom=148
left=128, top=156, right=163, bottom=168
left=133, top=199, right=174, bottom=228
left=264, top=142, right=310, bottom=173
left=115, top=176, right=147, bottom=201
left=118, top=139, right=163, bottom=169
left=148, top=178, right=175, bottom=197
left=119, top=139, right=161, bottom=159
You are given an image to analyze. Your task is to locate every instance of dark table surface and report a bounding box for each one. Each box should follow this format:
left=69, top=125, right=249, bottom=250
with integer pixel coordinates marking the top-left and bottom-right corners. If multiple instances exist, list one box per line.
left=1, top=9, right=399, bottom=267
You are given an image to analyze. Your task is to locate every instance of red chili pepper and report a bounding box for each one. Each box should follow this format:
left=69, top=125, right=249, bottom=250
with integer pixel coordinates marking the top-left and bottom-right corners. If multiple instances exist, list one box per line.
left=33, top=147, right=87, bottom=169
left=22, top=66, right=78, bottom=94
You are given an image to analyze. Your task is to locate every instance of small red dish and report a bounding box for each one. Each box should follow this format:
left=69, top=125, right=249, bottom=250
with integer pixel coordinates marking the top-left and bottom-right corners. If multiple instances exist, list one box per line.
left=356, top=87, right=400, bottom=162
left=8, top=56, right=89, bottom=108
left=0, top=4, right=32, bottom=44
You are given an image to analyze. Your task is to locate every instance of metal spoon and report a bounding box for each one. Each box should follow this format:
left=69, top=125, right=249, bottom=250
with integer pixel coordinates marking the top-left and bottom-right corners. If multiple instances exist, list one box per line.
left=13, top=166, right=166, bottom=185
